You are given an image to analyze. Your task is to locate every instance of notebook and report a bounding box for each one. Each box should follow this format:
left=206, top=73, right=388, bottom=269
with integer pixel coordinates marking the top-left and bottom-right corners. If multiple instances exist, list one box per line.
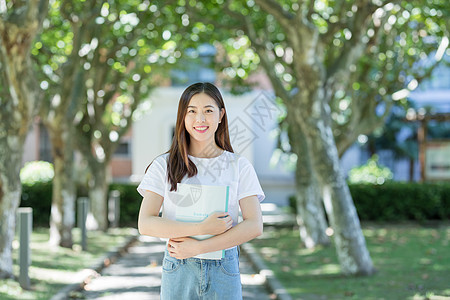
left=174, top=183, right=229, bottom=259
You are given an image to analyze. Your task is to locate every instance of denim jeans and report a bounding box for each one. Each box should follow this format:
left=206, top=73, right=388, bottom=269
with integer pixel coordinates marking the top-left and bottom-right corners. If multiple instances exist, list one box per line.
left=160, top=247, right=242, bottom=300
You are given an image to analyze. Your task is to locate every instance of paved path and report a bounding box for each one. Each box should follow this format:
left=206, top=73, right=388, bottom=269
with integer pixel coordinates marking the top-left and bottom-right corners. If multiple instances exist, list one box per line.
left=78, top=235, right=272, bottom=300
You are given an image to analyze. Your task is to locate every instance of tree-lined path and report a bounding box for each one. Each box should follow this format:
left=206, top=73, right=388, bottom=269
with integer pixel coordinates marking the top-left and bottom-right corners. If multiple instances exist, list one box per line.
left=78, top=236, right=271, bottom=300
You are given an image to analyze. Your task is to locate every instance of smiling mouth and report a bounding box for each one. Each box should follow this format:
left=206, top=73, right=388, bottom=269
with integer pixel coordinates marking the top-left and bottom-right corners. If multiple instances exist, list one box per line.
left=194, top=126, right=209, bottom=133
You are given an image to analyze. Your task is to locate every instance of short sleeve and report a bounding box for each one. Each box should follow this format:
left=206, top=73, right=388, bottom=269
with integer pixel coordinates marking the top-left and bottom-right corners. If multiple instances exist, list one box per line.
left=137, top=155, right=167, bottom=197
left=237, top=157, right=265, bottom=202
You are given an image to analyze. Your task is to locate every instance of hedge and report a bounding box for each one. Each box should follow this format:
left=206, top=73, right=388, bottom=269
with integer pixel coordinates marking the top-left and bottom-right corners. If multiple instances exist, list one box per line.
left=19, top=182, right=141, bottom=227
left=349, top=182, right=450, bottom=221
left=21, top=182, right=53, bottom=227
left=20, top=182, right=450, bottom=228
left=109, top=183, right=142, bottom=227
left=289, top=182, right=450, bottom=222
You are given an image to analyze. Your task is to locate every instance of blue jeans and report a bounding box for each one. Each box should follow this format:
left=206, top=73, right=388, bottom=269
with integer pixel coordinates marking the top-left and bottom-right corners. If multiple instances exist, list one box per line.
left=161, top=247, right=242, bottom=300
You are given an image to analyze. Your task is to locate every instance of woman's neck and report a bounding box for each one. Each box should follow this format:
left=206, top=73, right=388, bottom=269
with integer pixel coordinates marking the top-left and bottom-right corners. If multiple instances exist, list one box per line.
left=188, top=142, right=223, bottom=158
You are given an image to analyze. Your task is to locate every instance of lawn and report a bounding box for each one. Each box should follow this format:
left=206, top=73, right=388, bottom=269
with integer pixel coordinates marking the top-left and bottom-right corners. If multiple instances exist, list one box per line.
left=250, top=223, right=450, bottom=300
left=0, top=227, right=137, bottom=300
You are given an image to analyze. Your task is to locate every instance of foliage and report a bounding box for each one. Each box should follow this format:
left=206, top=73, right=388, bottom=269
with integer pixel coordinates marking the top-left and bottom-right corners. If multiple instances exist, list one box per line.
left=288, top=182, right=450, bottom=221
left=109, top=183, right=142, bottom=227
left=20, top=182, right=52, bottom=227
left=25, top=181, right=450, bottom=227
left=348, top=155, right=393, bottom=184
left=32, top=0, right=191, bottom=164
left=29, top=0, right=205, bottom=232
left=251, top=225, right=450, bottom=299
left=183, top=0, right=449, bottom=155
left=19, top=182, right=141, bottom=228
left=367, top=107, right=419, bottom=161
left=20, top=161, right=54, bottom=185
left=350, top=182, right=450, bottom=221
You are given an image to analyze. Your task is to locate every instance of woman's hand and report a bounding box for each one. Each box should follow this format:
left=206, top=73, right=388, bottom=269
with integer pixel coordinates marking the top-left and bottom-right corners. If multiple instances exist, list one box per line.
left=168, top=237, right=201, bottom=259
left=200, top=212, right=233, bottom=235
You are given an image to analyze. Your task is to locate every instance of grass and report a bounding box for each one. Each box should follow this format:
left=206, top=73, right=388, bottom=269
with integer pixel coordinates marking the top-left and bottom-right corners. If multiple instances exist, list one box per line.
left=250, top=222, right=450, bottom=300
left=0, top=227, right=137, bottom=300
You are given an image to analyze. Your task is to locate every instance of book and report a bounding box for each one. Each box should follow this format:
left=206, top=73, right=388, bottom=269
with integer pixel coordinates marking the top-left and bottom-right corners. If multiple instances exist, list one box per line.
left=173, top=183, right=229, bottom=259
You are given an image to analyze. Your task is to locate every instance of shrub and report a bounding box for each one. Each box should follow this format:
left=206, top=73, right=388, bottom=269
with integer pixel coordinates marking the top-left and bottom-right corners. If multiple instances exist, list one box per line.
left=348, top=155, right=393, bottom=185
left=23, top=181, right=449, bottom=228
left=21, top=182, right=52, bottom=227
left=20, top=161, right=54, bottom=185
left=288, top=182, right=450, bottom=222
left=109, top=183, right=141, bottom=227
left=349, top=182, right=449, bottom=221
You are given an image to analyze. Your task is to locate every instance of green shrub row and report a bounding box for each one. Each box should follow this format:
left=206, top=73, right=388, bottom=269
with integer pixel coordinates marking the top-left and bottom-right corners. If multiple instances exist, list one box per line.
left=21, top=182, right=53, bottom=227
left=290, top=182, right=450, bottom=222
left=20, top=182, right=142, bottom=227
left=349, top=182, right=450, bottom=221
left=21, top=181, right=449, bottom=227
left=109, top=183, right=142, bottom=227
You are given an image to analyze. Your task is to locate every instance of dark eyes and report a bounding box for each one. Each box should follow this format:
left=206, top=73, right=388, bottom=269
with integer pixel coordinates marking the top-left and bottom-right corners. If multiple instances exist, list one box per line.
left=187, top=109, right=214, bottom=113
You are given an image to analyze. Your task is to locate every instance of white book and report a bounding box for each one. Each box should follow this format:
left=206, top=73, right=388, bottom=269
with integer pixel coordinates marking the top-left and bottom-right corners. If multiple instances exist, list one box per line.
left=173, top=183, right=229, bottom=259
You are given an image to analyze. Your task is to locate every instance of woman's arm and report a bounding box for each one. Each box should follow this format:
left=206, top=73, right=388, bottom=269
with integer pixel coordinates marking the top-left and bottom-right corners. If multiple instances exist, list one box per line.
left=138, top=190, right=233, bottom=238
left=167, top=195, right=263, bottom=259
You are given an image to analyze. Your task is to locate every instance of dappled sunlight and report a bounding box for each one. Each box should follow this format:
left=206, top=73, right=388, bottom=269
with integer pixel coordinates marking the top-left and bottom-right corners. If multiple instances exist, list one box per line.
left=251, top=224, right=450, bottom=299
left=292, top=263, right=341, bottom=277
left=29, top=266, right=95, bottom=285
left=3, top=228, right=135, bottom=299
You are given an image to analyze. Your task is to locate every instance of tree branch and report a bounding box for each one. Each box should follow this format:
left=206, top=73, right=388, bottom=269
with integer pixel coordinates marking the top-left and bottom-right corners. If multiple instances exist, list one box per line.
left=306, top=0, right=315, bottom=22
left=242, top=13, right=291, bottom=102
left=325, top=1, right=379, bottom=94
left=254, top=0, right=295, bottom=32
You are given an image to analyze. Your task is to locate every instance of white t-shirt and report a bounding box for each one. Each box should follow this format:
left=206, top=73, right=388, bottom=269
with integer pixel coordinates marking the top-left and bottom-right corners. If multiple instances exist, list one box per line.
left=137, top=150, right=265, bottom=227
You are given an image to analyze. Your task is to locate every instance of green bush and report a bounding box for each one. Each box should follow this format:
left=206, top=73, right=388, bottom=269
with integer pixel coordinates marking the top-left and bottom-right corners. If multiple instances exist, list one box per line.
left=20, top=161, right=54, bottom=185
left=20, top=182, right=53, bottom=227
left=288, top=182, right=450, bottom=222
left=349, top=182, right=449, bottom=221
left=348, top=155, right=393, bottom=184
left=109, top=183, right=141, bottom=227
left=22, top=181, right=449, bottom=228
left=19, top=181, right=142, bottom=228
left=19, top=182, right=142, bottom=228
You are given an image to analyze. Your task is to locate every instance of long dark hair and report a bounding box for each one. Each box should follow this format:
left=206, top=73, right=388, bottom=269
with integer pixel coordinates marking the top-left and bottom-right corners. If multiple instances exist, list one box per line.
left=146, top=82, right=234, bottom=191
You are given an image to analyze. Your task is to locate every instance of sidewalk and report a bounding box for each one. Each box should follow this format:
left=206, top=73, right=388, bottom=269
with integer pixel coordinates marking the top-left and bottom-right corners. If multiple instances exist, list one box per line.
left=76, top=235, right=272, bottom=300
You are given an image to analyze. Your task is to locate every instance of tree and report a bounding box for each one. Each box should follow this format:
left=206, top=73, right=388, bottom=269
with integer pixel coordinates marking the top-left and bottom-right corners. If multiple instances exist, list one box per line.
left=71, top=1, right=185, bottom=230
left=185, top=0, right=447, bottom=275
left=0, top=0, right=48, bottom=278
left=33, top=0, right=89, bottom=247
left=33, top=0, right=195, bottom=233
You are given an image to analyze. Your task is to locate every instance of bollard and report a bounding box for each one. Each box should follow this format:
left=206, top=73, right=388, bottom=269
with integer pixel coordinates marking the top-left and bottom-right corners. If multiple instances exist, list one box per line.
left=18, top=207, right=32, bottom=290
left=77, top=197, right=89, bottom=251
left=108, top=190, right=120, bottom=228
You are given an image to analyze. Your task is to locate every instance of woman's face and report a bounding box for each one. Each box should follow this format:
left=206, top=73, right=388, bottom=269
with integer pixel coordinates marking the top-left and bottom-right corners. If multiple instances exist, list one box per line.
left=184, top=93, right=224, bottom=145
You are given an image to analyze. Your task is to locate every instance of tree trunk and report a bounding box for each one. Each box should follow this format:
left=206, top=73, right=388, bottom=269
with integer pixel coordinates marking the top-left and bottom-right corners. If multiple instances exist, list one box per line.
left=42, top=44, right=86, bottom=247
left=286, top=111, right=329, bottom=248
left=48, top=124, right=75, bottom=248
left=293, top=97, right=375, bottom=275
left=0, top=138, right=23, bottom=279
left=409, top=158, right=414, bottom=182
left=0, top=0, right=48, bottom=278
left=87, top=162, right=109, bottom=231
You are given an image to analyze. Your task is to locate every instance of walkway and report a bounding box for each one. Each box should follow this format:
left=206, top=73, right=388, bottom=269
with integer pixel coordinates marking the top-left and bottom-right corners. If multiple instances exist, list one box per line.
left=78, top=235, right=272, bottom=299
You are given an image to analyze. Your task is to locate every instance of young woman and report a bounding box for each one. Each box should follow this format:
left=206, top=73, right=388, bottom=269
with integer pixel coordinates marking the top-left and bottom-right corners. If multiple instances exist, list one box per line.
left=137, top=82, right=265, bottom=299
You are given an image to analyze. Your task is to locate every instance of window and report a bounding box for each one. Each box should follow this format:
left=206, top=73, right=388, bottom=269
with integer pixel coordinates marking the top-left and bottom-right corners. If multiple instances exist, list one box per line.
left=114, top=140, right=131, bottom=157
left=39, top=122, right=53, bottom=163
